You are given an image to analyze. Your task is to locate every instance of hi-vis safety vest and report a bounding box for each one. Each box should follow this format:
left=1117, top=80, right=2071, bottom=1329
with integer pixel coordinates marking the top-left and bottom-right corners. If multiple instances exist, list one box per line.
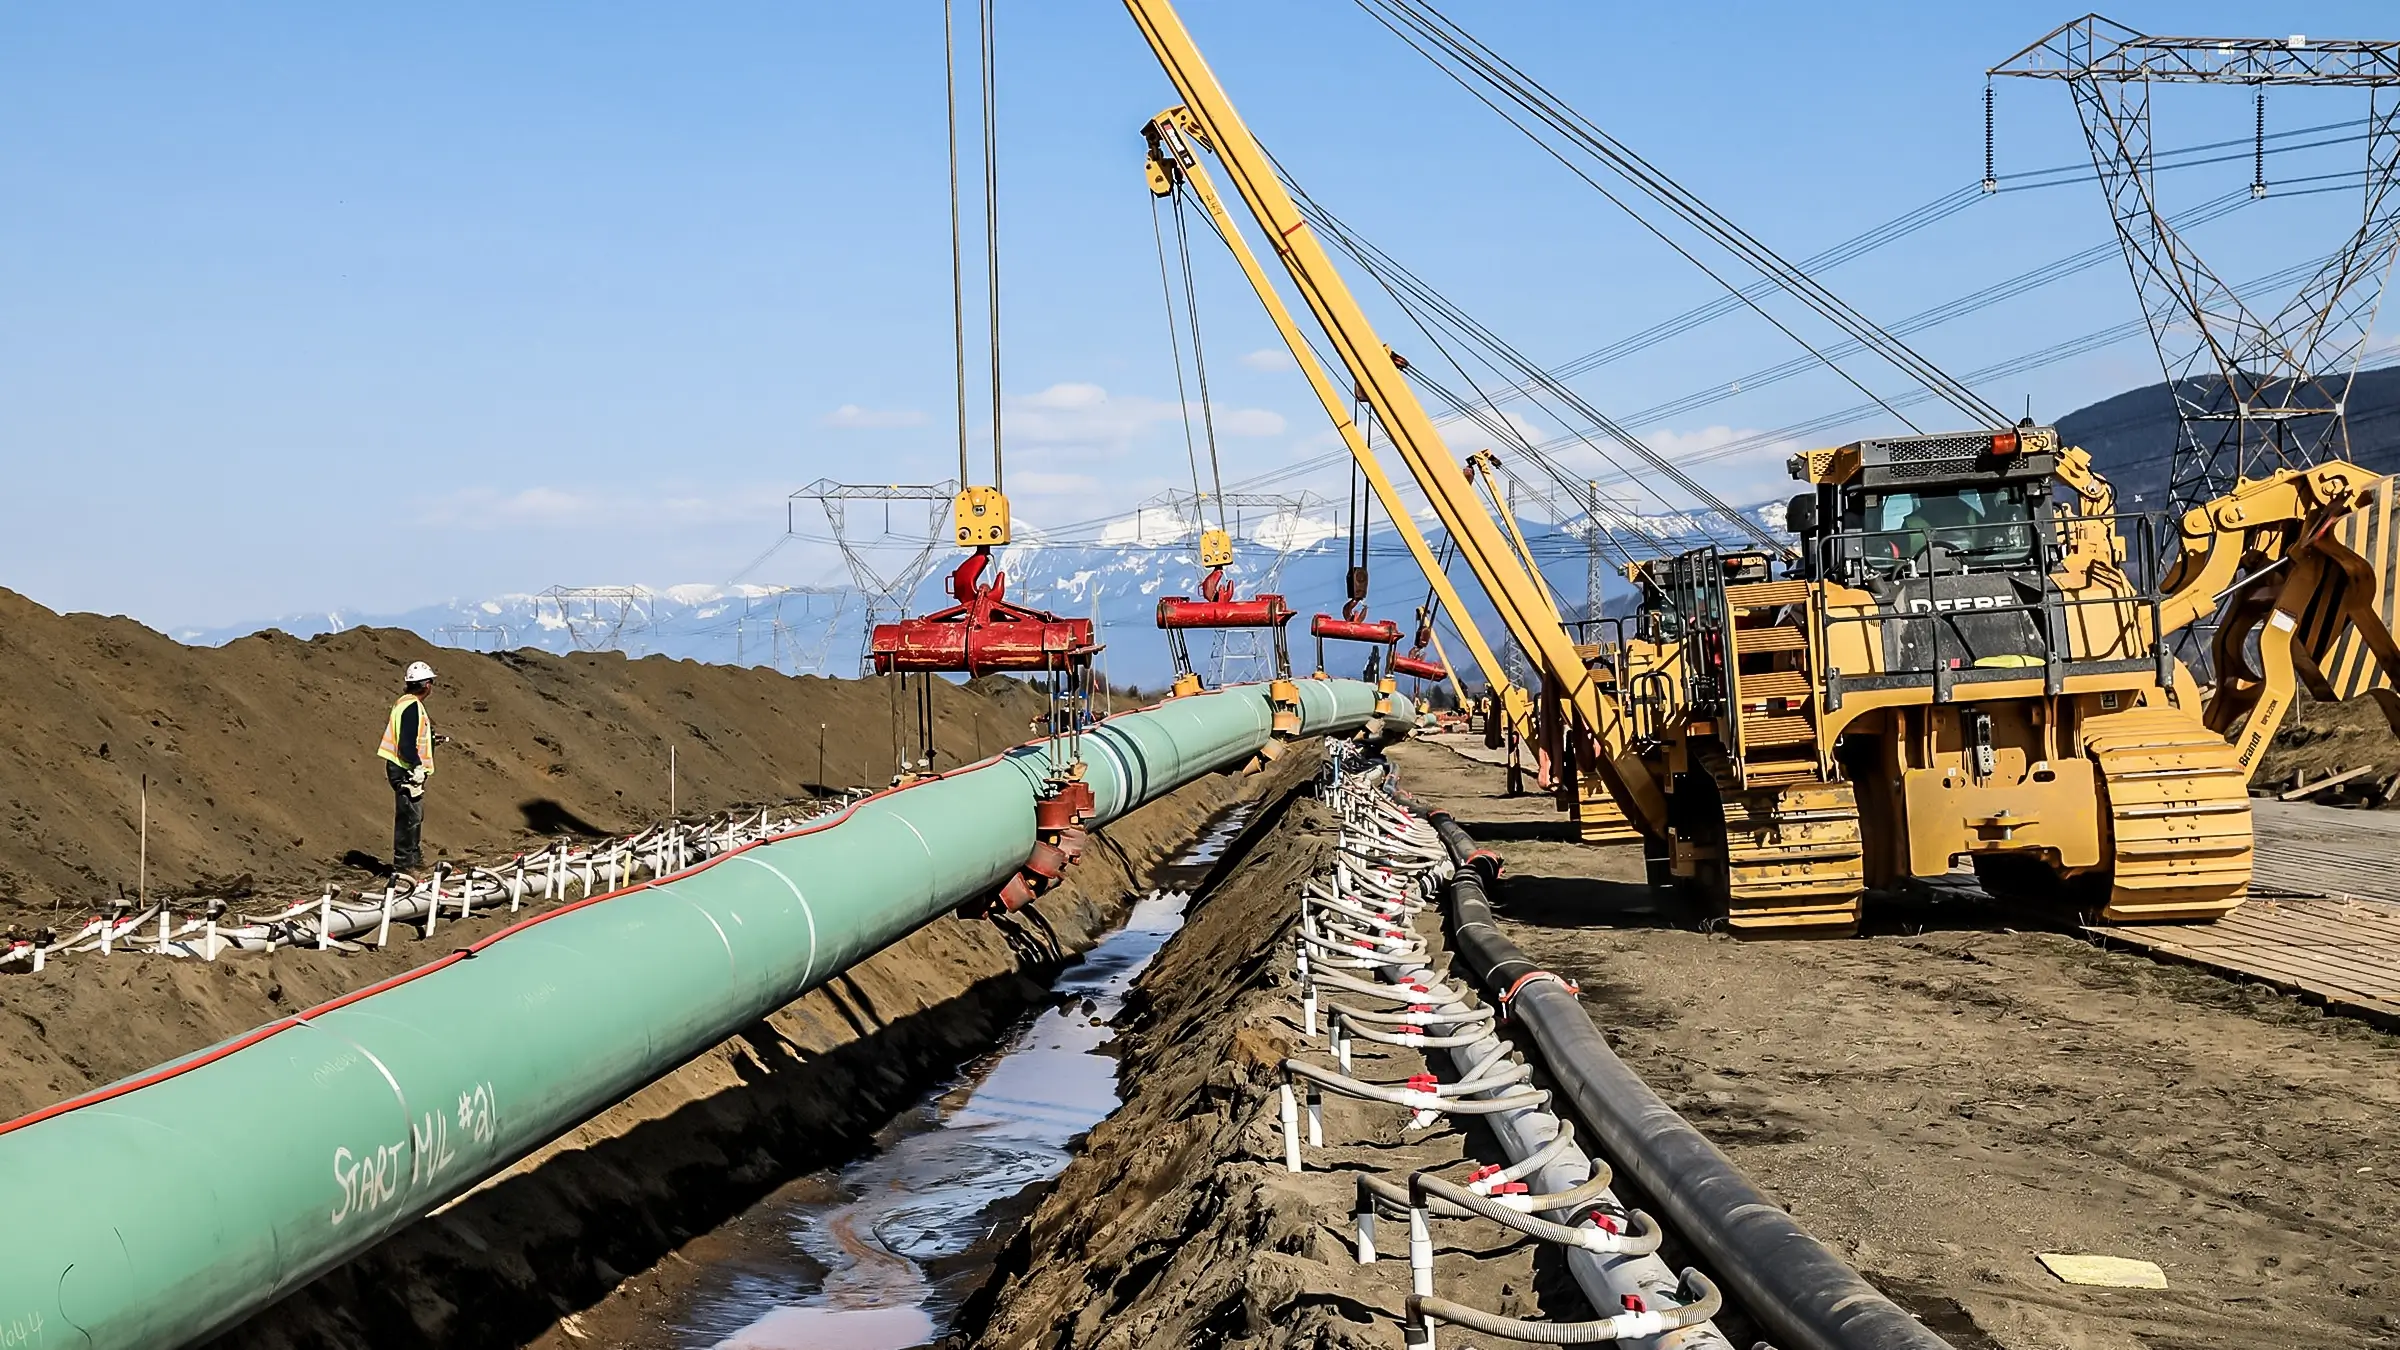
left=377, top=693, right=434, bottom=773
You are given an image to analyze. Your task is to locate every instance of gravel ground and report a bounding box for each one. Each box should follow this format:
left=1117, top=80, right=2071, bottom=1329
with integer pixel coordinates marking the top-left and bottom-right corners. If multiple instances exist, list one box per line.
left=1389, top=738, right=2400, bottom=1350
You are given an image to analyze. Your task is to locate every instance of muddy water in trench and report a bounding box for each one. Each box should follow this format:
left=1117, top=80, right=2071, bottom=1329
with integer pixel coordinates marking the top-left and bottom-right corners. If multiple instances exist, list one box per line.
left=660, top=804, right=1257, bottom=1350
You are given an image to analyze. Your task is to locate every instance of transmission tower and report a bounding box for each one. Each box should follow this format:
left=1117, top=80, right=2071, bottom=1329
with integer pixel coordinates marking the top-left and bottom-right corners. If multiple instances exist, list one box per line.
left=789, top=480, right=959, bottom=674
left=540, top=586, right=658, bottom=654
left=435, top=623, right=514, bottom=652
left=1993, top=18, right=2400, bottom=514
left=1140, top=488, right=1324, bottom=685
left=729, top=585, right=849, bottom=674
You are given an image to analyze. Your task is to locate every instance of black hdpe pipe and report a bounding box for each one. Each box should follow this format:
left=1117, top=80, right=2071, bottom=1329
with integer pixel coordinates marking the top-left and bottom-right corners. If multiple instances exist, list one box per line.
left=1418, top=806, right=1955, bottom=1350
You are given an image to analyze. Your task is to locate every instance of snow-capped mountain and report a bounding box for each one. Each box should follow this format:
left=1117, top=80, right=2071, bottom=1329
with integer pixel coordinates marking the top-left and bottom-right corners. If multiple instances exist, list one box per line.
left=182, top=511, right=1784, bottom=691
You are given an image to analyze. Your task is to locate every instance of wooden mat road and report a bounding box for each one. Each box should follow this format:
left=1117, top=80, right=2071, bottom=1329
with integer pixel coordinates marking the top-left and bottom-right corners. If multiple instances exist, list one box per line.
left=2092, top=800, right=2400, bottom=1030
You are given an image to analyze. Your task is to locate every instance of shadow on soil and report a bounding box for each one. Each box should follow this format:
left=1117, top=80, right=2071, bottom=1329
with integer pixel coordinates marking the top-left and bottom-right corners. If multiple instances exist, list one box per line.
left=1494, top=873, right=1680, bottom=928
left=1447, top=818, right=1582, bottom=843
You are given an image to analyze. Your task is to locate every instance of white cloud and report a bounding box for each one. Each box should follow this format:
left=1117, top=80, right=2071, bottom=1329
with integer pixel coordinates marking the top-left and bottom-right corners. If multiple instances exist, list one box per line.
left=1003, top=382, right=1287, bottom=454
left=821, top=403, right=929, bottom=429
left=1437, top=408, right=1548, bottom=458
left=1593, top=424, right=1801, bottom=509
left=1007, top=470, right=1103, bottom=496
left=1220, top=408, right=1288, bottom=436
left=1240, top=347, right=1296, bottom=372
left=414, top=483, right=786, bottom=532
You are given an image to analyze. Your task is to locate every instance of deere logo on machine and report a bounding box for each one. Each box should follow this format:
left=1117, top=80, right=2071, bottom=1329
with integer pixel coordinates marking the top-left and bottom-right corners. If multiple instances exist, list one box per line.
left=954, top=485, right=1011, bottom=546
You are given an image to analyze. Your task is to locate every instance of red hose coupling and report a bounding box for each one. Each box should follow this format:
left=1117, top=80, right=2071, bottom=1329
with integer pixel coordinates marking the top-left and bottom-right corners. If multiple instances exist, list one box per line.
left=1309, top=614, right=1401, bottom=644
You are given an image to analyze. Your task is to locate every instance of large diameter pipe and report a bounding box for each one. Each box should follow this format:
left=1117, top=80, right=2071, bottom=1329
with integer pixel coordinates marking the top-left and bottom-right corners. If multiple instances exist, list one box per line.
left=0, top=681, right=1402, bottom=1350
left=1424, top=812, right=1953, bottom=1350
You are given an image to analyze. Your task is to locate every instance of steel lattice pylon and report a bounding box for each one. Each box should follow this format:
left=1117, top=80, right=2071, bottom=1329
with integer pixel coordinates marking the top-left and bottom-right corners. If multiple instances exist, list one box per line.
left=729, top=585, right=850, bottom=675
left=540, top=586, right=658, bottom=654
left=788, top=480, right=959, bottom=674
left=1994, top=16, right=2400, bottom=514
left=1137, top=488, right=1324, bottom=686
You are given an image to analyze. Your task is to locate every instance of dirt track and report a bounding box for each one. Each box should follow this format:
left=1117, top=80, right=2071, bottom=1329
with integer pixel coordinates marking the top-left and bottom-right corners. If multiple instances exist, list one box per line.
left=1391, top=738, right=2400, bottom=1350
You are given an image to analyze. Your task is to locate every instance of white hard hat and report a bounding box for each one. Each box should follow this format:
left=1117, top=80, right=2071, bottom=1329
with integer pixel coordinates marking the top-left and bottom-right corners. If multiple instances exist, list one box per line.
left=404, top=660, right=437, bottom=684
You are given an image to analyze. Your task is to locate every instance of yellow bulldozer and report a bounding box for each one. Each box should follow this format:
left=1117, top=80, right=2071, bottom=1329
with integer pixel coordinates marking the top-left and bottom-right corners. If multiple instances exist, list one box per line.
left=1123, top=0, right=2400, bottom=935
left=1597, top=424, right=2400, bottom=931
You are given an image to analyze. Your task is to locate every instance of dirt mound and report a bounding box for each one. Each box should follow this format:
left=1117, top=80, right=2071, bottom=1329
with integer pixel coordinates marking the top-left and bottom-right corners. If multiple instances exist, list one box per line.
left=2259, top=685, right=2400, bottom=797
left=967, top=789, right=1585, bottom=1350
left=0, top=587, right=1050, bottom=923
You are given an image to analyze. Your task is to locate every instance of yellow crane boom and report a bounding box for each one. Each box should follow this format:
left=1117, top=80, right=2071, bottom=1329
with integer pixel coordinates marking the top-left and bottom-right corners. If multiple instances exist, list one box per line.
left=1123, top=0, right=1665, bottom=832
left=1144, top=112, right=1537, bottom=747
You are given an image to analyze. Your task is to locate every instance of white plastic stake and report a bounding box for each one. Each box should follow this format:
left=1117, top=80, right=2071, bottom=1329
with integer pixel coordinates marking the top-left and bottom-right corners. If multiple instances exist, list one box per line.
left=1408, top=1205, right=1435, bottom=1297
left=317, top=887, right=333, bottom=950
left=1306, top=1083, right=1323, bottom=1148
left=1280, top=1081, right=1302, bottom=1173
left=376, top=881, right=396, bottom=948
left=426, top=868, right=443, bottom=937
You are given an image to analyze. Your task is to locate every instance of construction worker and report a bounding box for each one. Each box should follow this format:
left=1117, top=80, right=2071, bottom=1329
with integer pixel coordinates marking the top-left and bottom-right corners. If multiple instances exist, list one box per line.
left=377, top=660, right=438, bottom=874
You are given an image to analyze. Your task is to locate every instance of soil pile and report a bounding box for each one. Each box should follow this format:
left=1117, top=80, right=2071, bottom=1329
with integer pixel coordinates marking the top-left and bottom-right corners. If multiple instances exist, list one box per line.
left=2259, top=684, right=2400, bottom=796
left=968, top=788, right=1586, bottom=1350
left=0, top=586, right=1048, bottom=922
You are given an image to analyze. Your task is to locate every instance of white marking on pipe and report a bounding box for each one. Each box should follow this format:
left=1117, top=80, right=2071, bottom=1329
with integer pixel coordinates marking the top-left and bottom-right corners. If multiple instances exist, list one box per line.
left=1609, top=1310, right=1669, bottom=1338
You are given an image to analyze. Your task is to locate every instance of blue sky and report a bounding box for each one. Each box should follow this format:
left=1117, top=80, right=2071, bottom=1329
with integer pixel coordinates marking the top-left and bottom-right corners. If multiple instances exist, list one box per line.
left=6, top=1, right=2398, bottom=629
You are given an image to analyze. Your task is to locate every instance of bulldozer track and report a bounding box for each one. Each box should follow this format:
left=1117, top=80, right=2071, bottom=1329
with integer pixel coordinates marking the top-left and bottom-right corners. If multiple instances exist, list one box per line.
left=2084, top=706, right=2254, bottom=922
left=1697, top=745, right=1866, bottom=933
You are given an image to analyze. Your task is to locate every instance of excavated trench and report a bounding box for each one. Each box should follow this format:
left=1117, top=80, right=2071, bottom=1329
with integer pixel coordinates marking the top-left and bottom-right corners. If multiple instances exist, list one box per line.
left=638, top=806, right=1255, bottom=1350
left=524, top=790, right=1291, bottom=1350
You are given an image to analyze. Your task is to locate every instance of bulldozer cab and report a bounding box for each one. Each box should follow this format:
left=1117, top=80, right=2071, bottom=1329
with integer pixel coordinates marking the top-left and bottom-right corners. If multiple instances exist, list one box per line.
left=1797, top=427, right=2060, bottom=583
left=1789, top=426, right=2168, bottom=699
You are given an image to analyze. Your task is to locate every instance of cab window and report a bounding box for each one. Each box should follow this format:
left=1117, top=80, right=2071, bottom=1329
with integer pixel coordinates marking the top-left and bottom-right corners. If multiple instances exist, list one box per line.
left=1855, top=485, right=2036, bottom=571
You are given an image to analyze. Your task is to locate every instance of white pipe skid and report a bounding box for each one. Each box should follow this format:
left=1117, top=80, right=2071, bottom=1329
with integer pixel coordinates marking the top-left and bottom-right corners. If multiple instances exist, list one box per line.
left=1290, top=748, right=1735, bottom=1350
left=0, top=801, right=850, bottom=972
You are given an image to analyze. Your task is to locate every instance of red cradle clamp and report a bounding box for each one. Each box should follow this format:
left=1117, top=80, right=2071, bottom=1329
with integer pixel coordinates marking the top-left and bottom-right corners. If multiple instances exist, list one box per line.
left=1496, top=969, right=1578, bottom=1020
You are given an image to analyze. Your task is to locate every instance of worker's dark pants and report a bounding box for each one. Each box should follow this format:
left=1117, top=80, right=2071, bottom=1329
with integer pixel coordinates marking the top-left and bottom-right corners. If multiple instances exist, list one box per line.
left=387, top=761, right=425, bottom=873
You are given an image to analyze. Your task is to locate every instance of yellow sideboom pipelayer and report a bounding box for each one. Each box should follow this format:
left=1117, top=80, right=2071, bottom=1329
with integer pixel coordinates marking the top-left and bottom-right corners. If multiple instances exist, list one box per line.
left=1123, top=0, right=2400, bottom=935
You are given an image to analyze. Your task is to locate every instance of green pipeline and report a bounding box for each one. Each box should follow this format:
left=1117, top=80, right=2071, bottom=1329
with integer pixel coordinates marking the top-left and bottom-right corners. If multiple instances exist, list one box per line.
left=0, top=679, right=1405, bottom=1350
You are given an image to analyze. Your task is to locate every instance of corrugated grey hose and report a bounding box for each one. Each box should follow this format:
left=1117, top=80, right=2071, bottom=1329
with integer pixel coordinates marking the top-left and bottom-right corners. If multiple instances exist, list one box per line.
left=1321, top=748, right=1734, bottom=1350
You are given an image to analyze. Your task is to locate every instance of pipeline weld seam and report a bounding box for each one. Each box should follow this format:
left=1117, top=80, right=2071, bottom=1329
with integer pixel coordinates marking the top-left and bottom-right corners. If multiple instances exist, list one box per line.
left=727, top=854, right=818, bottom=989
left=306, top=1024, right=418, bottom=1251
left=890, top=813, right=943, bottom=910
left=673, top=893, right=739, bottom=981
